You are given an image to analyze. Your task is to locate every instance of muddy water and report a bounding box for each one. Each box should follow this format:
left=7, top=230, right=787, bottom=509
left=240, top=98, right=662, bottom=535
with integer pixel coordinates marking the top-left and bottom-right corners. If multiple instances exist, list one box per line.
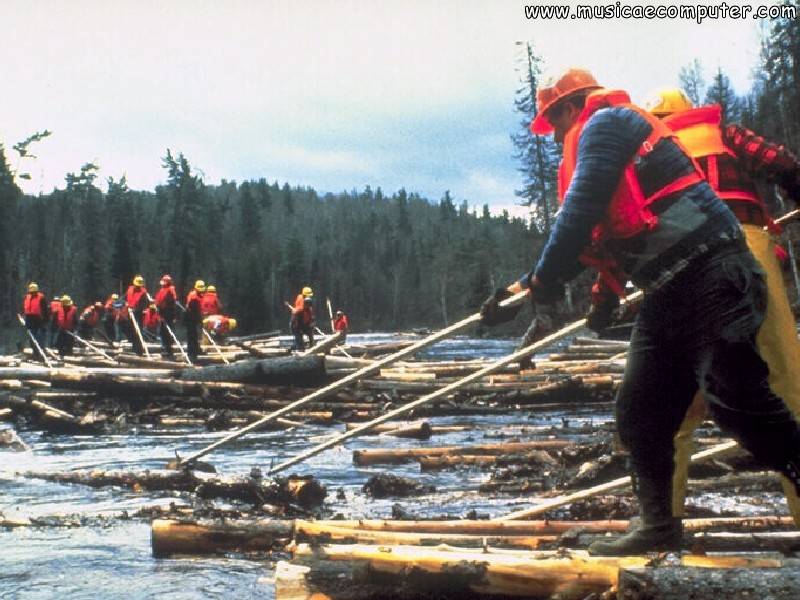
left=0, top=334, right=786, bottom=599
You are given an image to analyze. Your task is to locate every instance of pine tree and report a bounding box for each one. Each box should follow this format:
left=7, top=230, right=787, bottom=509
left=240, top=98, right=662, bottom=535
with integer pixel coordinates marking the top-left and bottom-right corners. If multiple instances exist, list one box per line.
left=678, top=59, right=705, bottom=106
left=704, top=67, right=740, bottom=124
left=512, top=42, right=559, bottom=236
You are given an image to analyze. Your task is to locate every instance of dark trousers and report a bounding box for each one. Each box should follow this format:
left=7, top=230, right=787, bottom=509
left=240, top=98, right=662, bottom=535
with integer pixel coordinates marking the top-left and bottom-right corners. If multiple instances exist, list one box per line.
left=291, top=318, right=314, bottom=351
left=126, top=314, right=144, bottom=355
left=26, top=319, right=46, bottom=361
left=160, top=317, right=174, bottom=356
left=617, top=242, right=800, bottom=484
left=55, top=330, right=74, bottom=357
left=186, top=321, right=200, bottom=359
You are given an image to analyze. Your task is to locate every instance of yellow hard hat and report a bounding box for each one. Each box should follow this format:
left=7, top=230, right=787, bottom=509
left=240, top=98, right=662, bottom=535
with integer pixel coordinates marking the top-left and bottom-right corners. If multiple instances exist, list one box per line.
left=207, top=285, right=216, bottom=293
left=61, top=295, right=73, bottom=306
left=228, top=318, right=237, bottom=330
left=194, top=280, right=206, bottom=291
left=530, top=67, right=602, bottom=135
left=133, top=275, right=145, bottom=287
left=645, top=87, right=694, bottom=117
left=302, top=286, right=313, bottom=297
left=111, top=293, right=119, bottom=300
left=28, top=282, right=39, bottom=293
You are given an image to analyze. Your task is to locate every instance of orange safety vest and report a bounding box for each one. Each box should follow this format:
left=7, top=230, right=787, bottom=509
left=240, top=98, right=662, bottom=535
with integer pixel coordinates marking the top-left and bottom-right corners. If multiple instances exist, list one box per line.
left=663, top=104, right=766, bottom=214
left=57, top=305, right=78, bottom=330
left=200, top=292, right=221, bottom=317
left=142, top=309, right=161, bottom=330
left=334, top=315, right=349, bottom=332
left=126, top=285, right=148, bottom=312
left=81, top=306, right=100, bottom=328
left=154, top=286, right=176, bottom=311
left=24, top=292, right=46, bottom=318
left=558, top=89, right=705, bottom=296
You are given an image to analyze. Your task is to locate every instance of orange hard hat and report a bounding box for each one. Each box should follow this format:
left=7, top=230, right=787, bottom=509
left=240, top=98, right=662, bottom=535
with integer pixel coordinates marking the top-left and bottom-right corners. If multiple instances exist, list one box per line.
left=530, top=68, right=601, bottom=135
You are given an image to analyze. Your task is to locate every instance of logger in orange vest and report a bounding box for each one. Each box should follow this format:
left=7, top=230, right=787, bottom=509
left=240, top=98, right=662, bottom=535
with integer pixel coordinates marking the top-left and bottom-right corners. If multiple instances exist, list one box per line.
left=142, top=303, right=162, bottom=341
left=22, top=282, right=49, bottom=361
left=480, top=67, right=800, bottom=555
left=646, top=87, right=800, bottom=526
left=54, top=295, right=78, bottom=357
left=200, top=284, right=222, bottom=317
left=333, top=310, right=349, bottom=343
left=124, top=275, right=149, bottom=355
left=103, top=293, right=121, bottom=346
left=48, top=295, right=62, bottom=348
left=290, top=286, right=315, bottom=351
left=78, top=302, right=104, bottom=340
left=154, top=274, right=177, bottom=357
left=185, top=280, right=205, bottom=361
left=202, top=314, right=237, bottom=344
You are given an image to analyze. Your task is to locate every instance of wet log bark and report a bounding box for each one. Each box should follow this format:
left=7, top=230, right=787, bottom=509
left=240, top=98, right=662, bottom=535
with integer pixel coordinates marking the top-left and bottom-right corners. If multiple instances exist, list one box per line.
left=618, top=564, right=800, bottom=599
left=20, top=469, right=326, bottom=508
left=690, top=531, right=800, bottom=553
left=353, top=440, right=571, bottom=466
left=151, top=518, right=293, bottom=557
left=175, top=355, right=326, bottom=385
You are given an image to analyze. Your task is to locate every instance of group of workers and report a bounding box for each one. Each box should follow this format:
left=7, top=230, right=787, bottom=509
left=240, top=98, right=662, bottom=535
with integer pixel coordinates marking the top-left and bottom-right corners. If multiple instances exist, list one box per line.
left=480, top=68, right=800, bottom=555
left=22, top=275, right=237, bottom=362
left=289, top=285, right=350, bottom=351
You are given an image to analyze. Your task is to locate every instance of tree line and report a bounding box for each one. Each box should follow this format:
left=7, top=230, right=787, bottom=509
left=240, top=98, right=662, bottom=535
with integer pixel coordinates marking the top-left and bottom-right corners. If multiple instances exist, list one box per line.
left=0, top=147, right=545, bottom=336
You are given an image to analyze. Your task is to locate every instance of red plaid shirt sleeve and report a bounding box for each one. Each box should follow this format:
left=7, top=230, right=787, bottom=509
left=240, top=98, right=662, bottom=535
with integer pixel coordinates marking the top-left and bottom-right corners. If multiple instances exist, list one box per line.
left=723, top=124, right=800, bottom=199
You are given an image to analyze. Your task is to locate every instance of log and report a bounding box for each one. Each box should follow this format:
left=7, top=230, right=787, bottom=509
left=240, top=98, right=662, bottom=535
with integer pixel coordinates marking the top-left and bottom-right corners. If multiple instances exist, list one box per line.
left=691, top=531, right=800, bottom=553
left=353, top=440, right=571, bottom=466
left=618, top=564, right=800, bottom=599
left=175, top=355, right=326, bottom=385
left=302, top=331, right=344, bottom=356
left=151, top=518, right=293, bottom=557
left=0, top=407, right=13, bottom=421
left=285, top=544, right=780, bottom=600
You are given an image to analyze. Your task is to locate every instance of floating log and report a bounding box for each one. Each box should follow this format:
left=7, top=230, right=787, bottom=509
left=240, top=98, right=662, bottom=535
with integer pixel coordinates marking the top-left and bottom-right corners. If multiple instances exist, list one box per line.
left=691, top=531, right=800, bottom=553
left=618, top=564, right=800, bottom=599
left=362, top=474, right=435, bottom=498
left=0, top=407, right=13, bottom=421
left=283, top=544, right=780, bottom=600
left=151, top=518, right=293, bottom=557
left=175, top=355, right=326, bottom=385
left=20, top=469, right=326, bottom=508
left=418, top=449, right=558, bottom=471
left=353, top=440, right=571, bottom=466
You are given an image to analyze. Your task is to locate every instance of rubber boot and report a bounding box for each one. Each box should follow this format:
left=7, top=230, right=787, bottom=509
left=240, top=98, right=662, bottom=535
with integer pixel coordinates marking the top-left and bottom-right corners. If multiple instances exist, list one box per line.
left=588, top=474, right=682, bottom=556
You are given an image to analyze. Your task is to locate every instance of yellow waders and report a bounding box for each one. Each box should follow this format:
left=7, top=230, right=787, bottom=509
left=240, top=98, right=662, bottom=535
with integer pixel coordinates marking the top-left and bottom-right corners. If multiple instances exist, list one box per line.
left=672, top=224, right=800, bottom=522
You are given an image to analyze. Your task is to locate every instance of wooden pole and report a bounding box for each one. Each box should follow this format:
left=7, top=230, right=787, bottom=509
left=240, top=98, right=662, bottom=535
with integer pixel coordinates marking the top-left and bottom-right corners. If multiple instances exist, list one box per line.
left=66, top=331, right=116, bottom=362
left=127, top=307, right=151, bottom=359
left=202, top=327, right=229, bottom=365
left=171, top=290, right=530, bottom=468
left=16, top=314, right=53, bottom=368
left=495, top=440, right=738, bottom=521
left=326, top=297, right=335, bottom=333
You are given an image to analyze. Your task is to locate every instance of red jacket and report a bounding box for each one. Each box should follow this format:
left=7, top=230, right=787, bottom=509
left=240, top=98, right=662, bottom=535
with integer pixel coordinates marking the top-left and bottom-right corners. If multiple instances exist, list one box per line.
left=142, top=309, right=161, bottom=331
left=23, top=292, right=47, bottom=318
left=154, top=286, right=177, bottom=312
left=80, top=306, right=100, bottom=328
left=185, top=290, right=203, bottom=323
left=56, top=305, right=78, bottom=331
left=203, top=314, right=234, bottom=334
left=333, top=315, right=349, bottom=332
left=125, top=285, right=148, bottom=314
left=200, top=291, right=221, bottom=317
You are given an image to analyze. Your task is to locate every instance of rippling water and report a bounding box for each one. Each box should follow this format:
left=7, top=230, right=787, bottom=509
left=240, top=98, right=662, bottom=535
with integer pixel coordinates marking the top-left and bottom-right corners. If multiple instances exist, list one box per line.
left=0, top=333, right=778, bottom=599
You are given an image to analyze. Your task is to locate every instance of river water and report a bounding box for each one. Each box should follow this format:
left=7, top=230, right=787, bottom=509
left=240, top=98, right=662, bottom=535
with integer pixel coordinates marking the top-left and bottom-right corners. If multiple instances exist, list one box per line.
left=0, top=334, right=785, bottom=599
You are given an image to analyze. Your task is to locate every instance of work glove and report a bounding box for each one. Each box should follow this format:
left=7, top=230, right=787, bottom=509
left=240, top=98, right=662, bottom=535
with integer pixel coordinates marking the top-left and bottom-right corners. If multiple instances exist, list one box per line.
left=480, top=288, right=522, bottom=327
left=585, top=295, right=620, bottom=333
left=527, top=275, right=563, bottom=307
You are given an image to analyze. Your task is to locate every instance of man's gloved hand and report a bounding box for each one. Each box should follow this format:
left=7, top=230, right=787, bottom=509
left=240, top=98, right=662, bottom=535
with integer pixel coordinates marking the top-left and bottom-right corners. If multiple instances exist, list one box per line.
left=480, top=288, right=522, bottom=326
left=585, top=295, right=620, bottom=333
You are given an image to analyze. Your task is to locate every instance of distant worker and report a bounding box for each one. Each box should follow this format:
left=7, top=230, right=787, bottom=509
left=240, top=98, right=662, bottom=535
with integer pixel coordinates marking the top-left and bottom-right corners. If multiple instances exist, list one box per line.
left=154, top=274, right=177, bottom=357
left=333, top=310, right=350, bottom=343
left=124, top=275, right=149, bottom=355
left=22, top=282, right=49, bottom=362
left=647, top=87, right=800, bottom=525
left=290, top=286, right=315, bottom=351
left=185, top=280, right=205, bottom=361
left=202, top=314, right=237, bottom=344
left=103, top=293, right=121, bottom=346
left=142, top=303, right=162, bottom=341
left=200, top=284, right=222, bottom=317
left=54, top=295, right=78, bottom=357
left=78, top=302, right=104, bottom=340
left=48, top=295, right=62, bottom=347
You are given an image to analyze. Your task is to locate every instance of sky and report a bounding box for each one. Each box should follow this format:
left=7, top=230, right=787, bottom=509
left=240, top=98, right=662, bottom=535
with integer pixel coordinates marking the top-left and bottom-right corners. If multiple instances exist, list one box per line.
left=1, top=0, right=779, bottom=217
